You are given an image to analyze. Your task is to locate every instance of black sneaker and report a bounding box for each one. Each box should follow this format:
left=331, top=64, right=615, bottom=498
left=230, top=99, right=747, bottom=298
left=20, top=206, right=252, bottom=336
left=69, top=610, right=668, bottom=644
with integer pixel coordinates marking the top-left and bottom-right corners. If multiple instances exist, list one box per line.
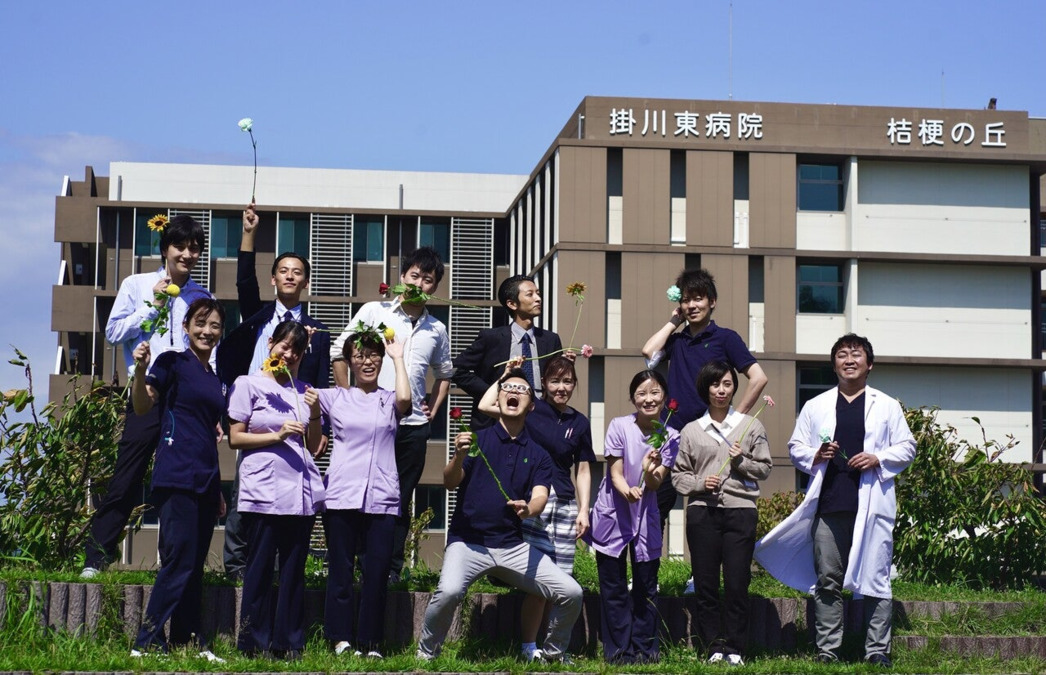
left=867, top=653, right=892, bottom=668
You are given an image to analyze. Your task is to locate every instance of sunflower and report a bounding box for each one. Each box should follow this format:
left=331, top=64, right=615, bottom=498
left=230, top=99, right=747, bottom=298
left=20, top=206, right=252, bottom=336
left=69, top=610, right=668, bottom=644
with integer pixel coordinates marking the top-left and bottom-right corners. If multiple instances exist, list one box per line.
left=566, top=281, right=586, bottom=297
left=147, top=214, right=169, bottom=232
left=262, top=355, right=286, bottom=374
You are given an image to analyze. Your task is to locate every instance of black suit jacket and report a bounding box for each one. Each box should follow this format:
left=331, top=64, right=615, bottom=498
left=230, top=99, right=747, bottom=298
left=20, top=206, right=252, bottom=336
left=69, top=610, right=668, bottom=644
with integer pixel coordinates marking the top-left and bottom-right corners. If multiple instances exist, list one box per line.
left=216, top=250, right=331, bottom=389
left=452, top=325, right=562, bottom=429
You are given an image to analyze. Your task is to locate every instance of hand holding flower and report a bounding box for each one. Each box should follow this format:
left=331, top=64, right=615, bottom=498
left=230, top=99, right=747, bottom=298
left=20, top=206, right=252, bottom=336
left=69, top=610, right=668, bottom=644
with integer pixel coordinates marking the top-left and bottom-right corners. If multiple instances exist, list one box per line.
left=277, top=419, right=307, bottom=440
left=815, top=441, right=840, bottom=464
left=641, top=448, right=663, bottom=475
left=508, top=499, right=530, bottom=520
left=453, top=431, right=474, bottom=454
left=502, top=356, right=524, bottom=374
left=729, top=440, right=743, bottom=459
left=242, top=201, right=259, bottom=234
left=623, top=485, right=644, bottom=503
left=704, top=474, right=722, bottom=491
left=150, top=277, right=173, bottom=308
left=132, top=341, right=151, bottom=369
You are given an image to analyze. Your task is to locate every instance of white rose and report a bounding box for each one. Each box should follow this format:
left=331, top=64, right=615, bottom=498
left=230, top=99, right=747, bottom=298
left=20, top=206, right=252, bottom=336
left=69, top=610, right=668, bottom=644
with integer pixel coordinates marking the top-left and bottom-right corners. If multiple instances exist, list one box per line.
left=238, top=117, right=253, bottom=132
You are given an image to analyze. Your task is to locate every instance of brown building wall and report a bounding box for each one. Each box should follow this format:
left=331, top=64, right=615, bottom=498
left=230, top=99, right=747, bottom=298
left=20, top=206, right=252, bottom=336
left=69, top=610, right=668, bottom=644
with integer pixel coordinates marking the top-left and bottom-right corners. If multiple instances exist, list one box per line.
left=755, top=358, right=798, bottom=497
left=701, top=253, right=749, bottom=344
left=749, top=153, right=797, bottom=249
left=619, top=251, right=688, bottom=350
left=558, top=146, right=608, bottom=244
left=555, top=250, right=607, bottom=357
left=622, top=148, right=670, bottom=245
left=686, top=150, right=734, bottom=247
left=763, top=255, right=797, bottom=353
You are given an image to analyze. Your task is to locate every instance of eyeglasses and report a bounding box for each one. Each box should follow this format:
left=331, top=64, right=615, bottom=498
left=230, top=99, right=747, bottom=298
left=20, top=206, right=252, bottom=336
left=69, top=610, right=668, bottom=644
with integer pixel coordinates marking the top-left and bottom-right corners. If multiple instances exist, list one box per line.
left=499, top=382, right=532, bottom=395
left=351, top=352, right=383, bottom=364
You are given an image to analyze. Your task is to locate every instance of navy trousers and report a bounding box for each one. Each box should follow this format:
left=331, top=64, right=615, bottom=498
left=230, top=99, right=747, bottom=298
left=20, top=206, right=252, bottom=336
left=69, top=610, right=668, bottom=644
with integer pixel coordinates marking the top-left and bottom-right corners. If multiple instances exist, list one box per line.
left=389, top=422, right=430, bottom=578
left=134, top=487, right=219, bottom=650
left=596, top=545, right=661, bottom=663
left=85, top=401, right=160, bottom=569
left=237, top=513, right=314, bottom=654
left=323, top=509, right=395, bottom=649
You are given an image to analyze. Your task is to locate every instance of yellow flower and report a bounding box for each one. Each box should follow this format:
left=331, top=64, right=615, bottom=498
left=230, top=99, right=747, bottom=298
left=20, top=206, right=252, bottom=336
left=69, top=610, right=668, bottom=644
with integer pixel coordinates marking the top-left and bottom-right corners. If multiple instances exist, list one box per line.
left=383, top=326, right=396, bottom=340
left=262, top=355, right=285, bottom=373
left=165, top=284, right=180, bottom=297
left=566, top=282, right=587, bottom=298
left=147, top=214, right=169, bottom=232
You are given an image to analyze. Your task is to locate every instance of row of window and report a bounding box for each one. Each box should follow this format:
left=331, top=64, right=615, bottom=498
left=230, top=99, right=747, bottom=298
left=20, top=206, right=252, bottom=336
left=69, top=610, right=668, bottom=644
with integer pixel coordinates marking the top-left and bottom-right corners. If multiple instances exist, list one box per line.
left=133, top=212, right=455, bottom=263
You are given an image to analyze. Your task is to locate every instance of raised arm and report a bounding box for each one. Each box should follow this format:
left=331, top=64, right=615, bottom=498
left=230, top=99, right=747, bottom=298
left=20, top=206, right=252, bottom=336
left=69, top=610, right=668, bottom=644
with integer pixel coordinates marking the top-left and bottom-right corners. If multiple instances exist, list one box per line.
left=130, top=342, right=158, bottom=415
left=236, top=202, right=264, bottom=319
left=641, top=307, right=683, bottom=364
left=385, top=339, right=412, bottom=415
left=444, top=432, right=471, bottom=489
left=735, top=363, right=769, bottom=415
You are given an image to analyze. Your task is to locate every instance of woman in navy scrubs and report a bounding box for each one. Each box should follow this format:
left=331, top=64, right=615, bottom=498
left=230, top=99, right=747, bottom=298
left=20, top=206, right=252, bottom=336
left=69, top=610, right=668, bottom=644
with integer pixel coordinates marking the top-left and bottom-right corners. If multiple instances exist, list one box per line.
left=130, top=298, right=227, bottom=659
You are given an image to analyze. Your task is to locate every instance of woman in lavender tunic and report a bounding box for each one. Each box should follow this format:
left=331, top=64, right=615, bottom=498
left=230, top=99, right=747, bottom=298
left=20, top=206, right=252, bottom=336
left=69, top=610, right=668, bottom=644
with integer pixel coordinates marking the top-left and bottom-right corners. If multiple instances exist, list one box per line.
left=588, top=370, right=680, bottom=664
left=313, top=328, right=410, bottom=657
left=228, top=320, right=326, bottom=658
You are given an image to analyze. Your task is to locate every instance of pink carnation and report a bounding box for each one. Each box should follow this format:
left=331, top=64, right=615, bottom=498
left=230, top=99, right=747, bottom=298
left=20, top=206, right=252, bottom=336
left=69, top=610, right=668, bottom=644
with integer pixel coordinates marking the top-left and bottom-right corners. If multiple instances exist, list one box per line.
left=580, top=344, right=593, bottom=358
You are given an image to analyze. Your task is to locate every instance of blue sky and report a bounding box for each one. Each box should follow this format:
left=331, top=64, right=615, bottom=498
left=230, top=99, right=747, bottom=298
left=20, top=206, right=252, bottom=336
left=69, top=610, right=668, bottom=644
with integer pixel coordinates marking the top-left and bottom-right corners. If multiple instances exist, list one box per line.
left=2, top=0, right=1044, bottom=399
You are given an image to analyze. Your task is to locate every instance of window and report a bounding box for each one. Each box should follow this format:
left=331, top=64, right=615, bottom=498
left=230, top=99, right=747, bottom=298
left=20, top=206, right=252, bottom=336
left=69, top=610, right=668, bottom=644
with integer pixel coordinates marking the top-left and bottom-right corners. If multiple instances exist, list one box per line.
left=797, top=264, right=844, bottom=313
left=134, top=212, right=163, bottom=257
left=209, top=213, right=242, bottom=258
left=419, top=219, right=450, bottom=262
left=734, top=152, right=750, bottom=200
left=221, top=301, right=241, bottom=337
left=278, top=216, right=310, bottom=257
left=797, top=163, right=843, bottom=211
left=353, top=219, right=384, bottom=262
left=413, top=485, right=447, bottom=529
left=797, top=364, right=836, bottom=409
left=606, top=148, right=623, bottom=197
left=748, top=256, right=764, bottom=303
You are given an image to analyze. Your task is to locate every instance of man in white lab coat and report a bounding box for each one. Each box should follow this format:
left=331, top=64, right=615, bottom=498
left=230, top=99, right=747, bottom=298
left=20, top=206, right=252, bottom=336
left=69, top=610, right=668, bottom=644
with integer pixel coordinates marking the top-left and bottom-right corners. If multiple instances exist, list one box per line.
left=754, top=334, right=915, bottom=667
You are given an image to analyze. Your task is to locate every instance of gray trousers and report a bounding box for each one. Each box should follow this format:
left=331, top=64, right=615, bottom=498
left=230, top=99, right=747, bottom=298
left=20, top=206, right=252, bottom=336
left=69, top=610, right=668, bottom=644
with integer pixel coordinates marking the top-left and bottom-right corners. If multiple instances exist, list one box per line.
left=418, top=540, right=583, bottom=658
left=812, top=513, right=892, bottom=659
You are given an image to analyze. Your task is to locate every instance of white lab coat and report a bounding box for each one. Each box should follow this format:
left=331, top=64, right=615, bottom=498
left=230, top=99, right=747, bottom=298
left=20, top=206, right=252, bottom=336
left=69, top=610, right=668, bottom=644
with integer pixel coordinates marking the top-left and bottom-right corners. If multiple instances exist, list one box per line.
left=754, top=386, right=915, bottom=599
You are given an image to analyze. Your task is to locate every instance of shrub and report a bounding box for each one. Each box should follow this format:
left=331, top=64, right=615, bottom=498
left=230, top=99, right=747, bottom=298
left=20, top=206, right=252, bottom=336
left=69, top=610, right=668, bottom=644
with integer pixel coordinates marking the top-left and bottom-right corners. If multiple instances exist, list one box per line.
left=894, top=407, right=1046, bottom=589
left=0, top=350, right=123, bottom=569
left=756, top=490, right=804, bottom=540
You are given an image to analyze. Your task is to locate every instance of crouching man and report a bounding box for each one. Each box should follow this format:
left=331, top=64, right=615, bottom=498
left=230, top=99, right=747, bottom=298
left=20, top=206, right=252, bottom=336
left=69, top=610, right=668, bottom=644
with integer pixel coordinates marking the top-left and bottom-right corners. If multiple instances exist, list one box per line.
left=755, top=334, right=915, bottom=668
left=416, top=368, right=582, bottom=662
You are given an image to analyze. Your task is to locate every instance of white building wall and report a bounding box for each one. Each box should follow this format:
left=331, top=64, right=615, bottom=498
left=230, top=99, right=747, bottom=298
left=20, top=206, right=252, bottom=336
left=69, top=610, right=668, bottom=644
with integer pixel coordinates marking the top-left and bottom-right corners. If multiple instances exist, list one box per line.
left=872, top=365, right=1034, bottom=462
left=110, top=162, right=526, bottom=213
left=856, top=262, right=1030, bottom=359
left=854, top=161, right=1029, bottom=256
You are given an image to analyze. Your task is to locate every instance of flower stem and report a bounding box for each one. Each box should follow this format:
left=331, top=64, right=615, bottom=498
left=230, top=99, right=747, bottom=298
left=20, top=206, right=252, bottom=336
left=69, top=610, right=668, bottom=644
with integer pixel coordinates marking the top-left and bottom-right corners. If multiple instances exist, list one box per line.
left=475, top=442, right=511, bottom=502
left=249, top=130, right=257, bottom=203
left=567, top=298, right=584, bottom=350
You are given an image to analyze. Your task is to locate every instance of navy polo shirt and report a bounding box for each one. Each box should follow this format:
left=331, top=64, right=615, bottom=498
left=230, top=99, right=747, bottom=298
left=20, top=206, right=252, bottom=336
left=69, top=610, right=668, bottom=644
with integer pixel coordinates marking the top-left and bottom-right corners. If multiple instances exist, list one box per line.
left=525, top=399, right=596, bottom=501
left=448, top=424, right=554, bottom=548
left=147, top=350, right=226, bottom=495
left=819, top=392, right=864, bottom=515
left=664, top=321, right=757, bottom=430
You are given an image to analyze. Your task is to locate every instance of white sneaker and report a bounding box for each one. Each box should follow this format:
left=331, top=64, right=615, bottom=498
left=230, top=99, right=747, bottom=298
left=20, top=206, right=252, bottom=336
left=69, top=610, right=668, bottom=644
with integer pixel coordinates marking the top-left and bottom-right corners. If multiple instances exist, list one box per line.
left=683, top=576, right=695, bottom=594
left=708, top=652, right=725, bottom=663
left=727, top=653, right=744, bottom=666
left=415, top=648, right=434, bottom=661
left=80, top=567, right=100, bottom=579
left=129, top=649, right=144, bottom=658
left=334, top=641, right=352, bottom=655
left=522, top=646, right=544, bottom=662
left=365, top=650, right=383, bottom=659
left=198, top=650, right=225, bottom=663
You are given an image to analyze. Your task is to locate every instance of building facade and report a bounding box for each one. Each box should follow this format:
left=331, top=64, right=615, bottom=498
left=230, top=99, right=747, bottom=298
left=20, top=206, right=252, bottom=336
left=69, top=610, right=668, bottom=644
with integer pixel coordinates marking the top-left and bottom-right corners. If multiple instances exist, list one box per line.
left=52, top=96, right=1046, bottom=567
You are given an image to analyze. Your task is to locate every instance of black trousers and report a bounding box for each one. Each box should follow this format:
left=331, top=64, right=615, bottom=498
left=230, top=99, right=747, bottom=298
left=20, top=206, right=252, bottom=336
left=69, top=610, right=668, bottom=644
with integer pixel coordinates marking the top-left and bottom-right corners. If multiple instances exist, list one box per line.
left=85, top=402, right=160, bottom=569
left=596, top=545, right=661, bottom=663
left=134, top=487, right=220, bottom=650
left=323, top=509, right=395, bottom=649
left=686, top=505, right=757, bottom=656
left=222, top=451, right=247, bottom=578
left=389, top=422, right=430, bottom=578
left=237, top=513, right=315, bottom=653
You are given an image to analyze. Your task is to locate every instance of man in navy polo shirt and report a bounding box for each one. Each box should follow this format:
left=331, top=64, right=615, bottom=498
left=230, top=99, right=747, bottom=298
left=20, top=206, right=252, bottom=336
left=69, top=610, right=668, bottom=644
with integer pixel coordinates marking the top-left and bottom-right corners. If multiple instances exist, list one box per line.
left=642, top=268, right=768, bottom=533
left=416, top=369, right=582, bottom=662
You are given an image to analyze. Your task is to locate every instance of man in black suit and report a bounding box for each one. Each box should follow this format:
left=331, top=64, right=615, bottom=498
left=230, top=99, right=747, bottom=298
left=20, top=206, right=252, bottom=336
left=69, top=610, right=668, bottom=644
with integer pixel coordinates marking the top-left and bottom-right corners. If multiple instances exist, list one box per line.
left=453, top=275, right=564, bottom=429
left=216, top=202, right=331, bottom=579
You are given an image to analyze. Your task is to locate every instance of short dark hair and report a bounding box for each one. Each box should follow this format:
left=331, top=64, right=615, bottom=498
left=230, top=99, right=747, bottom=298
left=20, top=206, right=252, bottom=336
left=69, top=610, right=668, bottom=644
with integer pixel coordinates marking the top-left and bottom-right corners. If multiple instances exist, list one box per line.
left=675, top=268, right=718, bottom=304
left=401, top=246, right=445, bottom=283
left=498, top=367, right=533, bottom=397
left=497, top=274, right=536, bottom=313
left=696, top=360, right=738, bottom=406
left=270, top=320, right=310, bottom=355
left=628, top=369, right=668, bottom=402
left=541, top=355, right=577, bottom=386
left=830, top=333, right=875, bottom=365
left=342, top=333, right=386, bottom=361
left=271, top=252, right=311, bottom=280
left=183, top=297, right=225, bottom=328
left=160, top=214, right=206, bottom=257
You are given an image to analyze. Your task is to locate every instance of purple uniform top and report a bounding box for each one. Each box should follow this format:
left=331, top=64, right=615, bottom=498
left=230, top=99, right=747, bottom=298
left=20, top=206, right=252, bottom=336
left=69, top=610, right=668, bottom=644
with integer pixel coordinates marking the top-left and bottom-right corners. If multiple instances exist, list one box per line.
left=227, top=374, right=326, bottom=516
left=588, top=414, right=680, bottom=562
left=317, top=386, right=401, bottom=516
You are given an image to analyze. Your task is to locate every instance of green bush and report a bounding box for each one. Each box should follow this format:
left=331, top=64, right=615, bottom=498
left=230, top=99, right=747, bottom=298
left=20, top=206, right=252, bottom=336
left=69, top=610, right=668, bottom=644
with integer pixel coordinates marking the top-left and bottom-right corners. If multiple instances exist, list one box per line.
left=756, top=490, right=804, bottom=540
left=0, top=350, right=123, bottom=569
left=894, top=407, right=1046, bottom=589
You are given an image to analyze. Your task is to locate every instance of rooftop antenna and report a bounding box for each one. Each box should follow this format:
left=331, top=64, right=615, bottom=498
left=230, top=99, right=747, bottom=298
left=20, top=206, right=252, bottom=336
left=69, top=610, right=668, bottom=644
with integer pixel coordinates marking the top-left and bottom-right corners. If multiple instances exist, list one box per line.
left=728, top=1, right=733, bottom=100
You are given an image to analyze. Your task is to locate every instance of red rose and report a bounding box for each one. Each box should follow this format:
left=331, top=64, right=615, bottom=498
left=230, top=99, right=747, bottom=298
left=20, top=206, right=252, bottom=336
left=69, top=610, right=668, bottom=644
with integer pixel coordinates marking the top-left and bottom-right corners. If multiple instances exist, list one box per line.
left=667, top=399, right=679, bottom=411
left=449, top=407, right=463, bottom=420
left=379, top=282, right=390, bottom=295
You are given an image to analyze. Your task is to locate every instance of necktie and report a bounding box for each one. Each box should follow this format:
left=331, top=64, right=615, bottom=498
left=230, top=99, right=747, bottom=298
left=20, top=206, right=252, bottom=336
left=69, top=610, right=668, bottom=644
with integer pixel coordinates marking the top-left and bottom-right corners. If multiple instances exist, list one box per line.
left=520, top=334, right=536, bottom=391
left=283, top=311, right=293, bottom=324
